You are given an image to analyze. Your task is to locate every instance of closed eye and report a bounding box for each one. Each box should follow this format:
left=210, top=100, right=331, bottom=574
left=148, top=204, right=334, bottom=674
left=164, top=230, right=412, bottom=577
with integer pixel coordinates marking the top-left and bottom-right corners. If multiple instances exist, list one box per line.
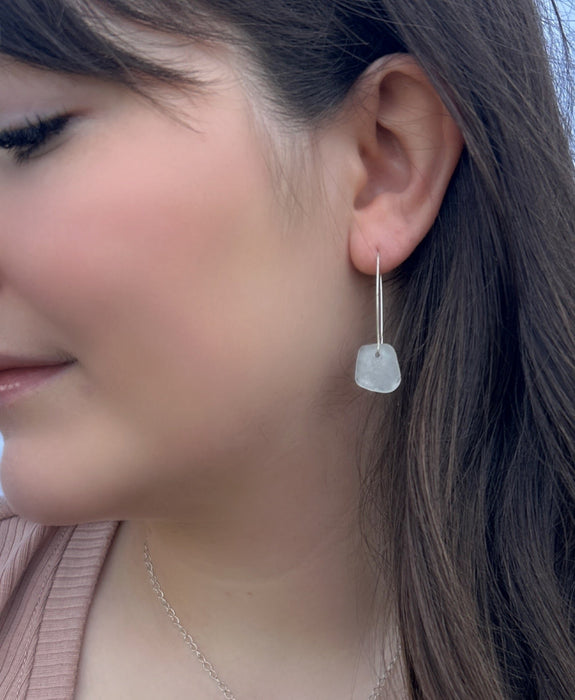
left=0, top=114, right=72, bottom=164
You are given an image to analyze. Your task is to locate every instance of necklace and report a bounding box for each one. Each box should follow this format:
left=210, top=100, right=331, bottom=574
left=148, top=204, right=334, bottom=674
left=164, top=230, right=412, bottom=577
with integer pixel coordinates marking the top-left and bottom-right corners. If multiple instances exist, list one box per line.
left=144, top=541, right=400, bottom=699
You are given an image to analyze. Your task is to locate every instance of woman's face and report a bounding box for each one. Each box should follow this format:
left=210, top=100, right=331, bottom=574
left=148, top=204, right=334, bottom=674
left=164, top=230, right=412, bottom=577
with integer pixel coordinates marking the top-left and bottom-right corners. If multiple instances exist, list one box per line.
left=0, top=42, right=367, bottom=523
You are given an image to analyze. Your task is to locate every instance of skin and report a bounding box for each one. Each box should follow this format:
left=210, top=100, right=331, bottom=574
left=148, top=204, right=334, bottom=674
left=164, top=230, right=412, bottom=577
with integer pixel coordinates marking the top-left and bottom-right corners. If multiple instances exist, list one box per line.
left=0, top=33, right=461, bottom=700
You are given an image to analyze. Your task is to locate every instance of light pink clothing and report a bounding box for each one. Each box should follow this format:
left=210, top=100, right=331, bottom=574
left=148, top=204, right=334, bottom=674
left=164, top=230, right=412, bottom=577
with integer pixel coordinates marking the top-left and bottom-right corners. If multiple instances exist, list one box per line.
left=0, top=498, right=118, bottom=699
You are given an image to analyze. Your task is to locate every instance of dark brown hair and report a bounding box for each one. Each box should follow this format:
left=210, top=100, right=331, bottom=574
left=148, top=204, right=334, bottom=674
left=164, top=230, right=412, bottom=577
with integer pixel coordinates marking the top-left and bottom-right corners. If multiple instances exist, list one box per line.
left=1, top=0, right=574, bottom=697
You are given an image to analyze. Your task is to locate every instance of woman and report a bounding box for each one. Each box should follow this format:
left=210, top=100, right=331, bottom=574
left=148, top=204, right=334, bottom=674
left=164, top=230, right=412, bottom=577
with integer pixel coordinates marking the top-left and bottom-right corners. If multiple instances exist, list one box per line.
left=0, top=0, right=573, bottom=697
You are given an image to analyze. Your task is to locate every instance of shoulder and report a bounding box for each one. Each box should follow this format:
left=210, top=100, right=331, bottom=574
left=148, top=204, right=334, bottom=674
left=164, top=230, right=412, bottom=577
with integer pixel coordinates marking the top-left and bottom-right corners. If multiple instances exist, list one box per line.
left=0, top=497, right=119, bottom=699
left=0, top=497, right=70, bottom=607
left=0, top=498, right=118, bottom=598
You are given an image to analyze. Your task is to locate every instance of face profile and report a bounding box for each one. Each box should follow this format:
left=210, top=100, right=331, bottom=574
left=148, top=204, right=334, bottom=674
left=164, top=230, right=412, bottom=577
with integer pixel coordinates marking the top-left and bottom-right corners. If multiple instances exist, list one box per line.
left=0, top=38, right=461, bottom=527
left=1, top=48, right=360, bottom=524
left=0, top=2, right=573, bottom=699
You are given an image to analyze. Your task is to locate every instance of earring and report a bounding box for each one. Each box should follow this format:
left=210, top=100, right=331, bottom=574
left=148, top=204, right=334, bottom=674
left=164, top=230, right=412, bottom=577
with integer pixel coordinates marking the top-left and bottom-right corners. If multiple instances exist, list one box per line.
left=355, top=253, right=401, bottom=394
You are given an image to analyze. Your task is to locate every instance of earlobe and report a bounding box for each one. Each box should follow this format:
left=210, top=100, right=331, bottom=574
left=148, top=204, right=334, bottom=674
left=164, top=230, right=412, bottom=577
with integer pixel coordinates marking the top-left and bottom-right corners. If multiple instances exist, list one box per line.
left=348, top=56, right=464, bottom=275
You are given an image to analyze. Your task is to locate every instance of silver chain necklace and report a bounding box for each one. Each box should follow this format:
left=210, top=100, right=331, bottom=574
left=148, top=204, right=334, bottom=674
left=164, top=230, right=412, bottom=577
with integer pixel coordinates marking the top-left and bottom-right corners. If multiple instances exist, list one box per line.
left=144, top=541, right=400, bottom=700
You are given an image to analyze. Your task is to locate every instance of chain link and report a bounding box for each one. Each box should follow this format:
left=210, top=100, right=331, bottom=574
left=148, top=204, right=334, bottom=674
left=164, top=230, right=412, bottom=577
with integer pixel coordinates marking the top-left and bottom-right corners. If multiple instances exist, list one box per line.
left=144, top=542, right=237, bottom=699
left=144, top=540, right=400, bottom=700
left=368, top=645, right=402, bottom=700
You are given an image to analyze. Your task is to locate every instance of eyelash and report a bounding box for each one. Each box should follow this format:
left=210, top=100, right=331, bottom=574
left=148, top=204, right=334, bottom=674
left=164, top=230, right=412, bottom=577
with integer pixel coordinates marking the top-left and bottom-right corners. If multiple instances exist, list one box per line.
left=0, top=114, right=72, bottom=164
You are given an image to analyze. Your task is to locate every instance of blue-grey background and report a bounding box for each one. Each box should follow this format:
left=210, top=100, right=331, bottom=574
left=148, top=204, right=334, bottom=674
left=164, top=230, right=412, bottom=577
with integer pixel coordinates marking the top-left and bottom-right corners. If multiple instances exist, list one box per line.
left=0, top=0, right=573, bottom=497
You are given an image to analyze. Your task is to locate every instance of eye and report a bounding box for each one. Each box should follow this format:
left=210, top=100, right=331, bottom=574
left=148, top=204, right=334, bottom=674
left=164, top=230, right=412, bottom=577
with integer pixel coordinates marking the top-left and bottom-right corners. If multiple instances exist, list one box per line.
left=0, top=114, right=72, bottom=164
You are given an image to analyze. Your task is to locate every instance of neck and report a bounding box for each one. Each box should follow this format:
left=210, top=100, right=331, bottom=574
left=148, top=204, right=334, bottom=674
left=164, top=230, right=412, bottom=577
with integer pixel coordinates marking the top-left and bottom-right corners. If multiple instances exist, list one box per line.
left=104, top=409, right=398, bottom=698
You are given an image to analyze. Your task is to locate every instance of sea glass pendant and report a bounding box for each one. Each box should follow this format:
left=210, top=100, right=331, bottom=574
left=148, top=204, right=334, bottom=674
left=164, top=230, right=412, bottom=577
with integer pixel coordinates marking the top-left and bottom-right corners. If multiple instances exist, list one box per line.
left=355, top=343, right=401, bottom=394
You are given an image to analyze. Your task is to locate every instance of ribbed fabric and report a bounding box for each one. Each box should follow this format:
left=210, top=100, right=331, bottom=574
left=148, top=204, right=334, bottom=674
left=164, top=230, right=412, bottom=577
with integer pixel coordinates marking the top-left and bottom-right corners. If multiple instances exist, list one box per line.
left=0, top=498, right=118, bottom=699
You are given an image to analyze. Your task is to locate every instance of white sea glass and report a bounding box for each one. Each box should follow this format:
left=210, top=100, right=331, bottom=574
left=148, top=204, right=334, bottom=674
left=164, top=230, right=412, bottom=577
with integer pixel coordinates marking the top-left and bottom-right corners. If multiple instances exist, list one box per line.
left=355, top=343, right=401, bottom=394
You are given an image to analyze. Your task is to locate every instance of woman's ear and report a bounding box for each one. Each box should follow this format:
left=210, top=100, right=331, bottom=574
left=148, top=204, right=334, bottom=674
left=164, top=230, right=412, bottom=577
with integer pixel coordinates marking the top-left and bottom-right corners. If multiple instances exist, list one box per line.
left=347, top=55, right=464, bottom=274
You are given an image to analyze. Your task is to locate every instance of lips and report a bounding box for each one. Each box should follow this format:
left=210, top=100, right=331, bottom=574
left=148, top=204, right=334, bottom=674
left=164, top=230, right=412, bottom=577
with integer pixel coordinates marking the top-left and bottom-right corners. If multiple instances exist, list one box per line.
left=0, top=354, right=74, bottom=372
left=0, top=360, right=75, bottom=407
left=0, top=365, right=67, bottom=384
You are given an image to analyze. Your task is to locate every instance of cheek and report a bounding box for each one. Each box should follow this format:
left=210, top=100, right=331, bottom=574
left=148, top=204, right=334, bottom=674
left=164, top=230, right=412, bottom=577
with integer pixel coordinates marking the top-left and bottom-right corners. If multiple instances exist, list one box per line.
left=9, top=112, right=267, bottom=334
left=2, top=105, right=304, bottom=465
left=0, top=94, right=356, bottom=525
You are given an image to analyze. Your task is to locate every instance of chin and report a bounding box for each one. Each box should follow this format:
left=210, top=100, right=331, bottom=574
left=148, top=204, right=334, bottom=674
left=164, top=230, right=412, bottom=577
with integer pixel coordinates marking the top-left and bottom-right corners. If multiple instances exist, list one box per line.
left=0, top=441, right=112, bottom=526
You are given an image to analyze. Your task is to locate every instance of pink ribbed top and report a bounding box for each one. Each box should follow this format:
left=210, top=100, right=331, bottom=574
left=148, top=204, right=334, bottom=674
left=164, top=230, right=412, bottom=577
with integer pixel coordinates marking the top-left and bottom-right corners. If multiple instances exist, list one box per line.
left=0, top=498, right=118, bottom=699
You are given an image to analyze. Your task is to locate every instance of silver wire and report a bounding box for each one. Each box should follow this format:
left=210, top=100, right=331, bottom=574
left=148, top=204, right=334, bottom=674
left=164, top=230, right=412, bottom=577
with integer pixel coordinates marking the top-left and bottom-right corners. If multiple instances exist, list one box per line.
left=376, top=252, right=383, bottom=353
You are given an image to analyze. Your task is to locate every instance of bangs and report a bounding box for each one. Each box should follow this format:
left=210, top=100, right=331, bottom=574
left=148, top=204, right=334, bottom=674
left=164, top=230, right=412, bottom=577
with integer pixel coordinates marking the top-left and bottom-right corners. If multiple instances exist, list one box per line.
left=0, top=0, right=407, bottom=126
left=0, top=0, right=206, bottom=90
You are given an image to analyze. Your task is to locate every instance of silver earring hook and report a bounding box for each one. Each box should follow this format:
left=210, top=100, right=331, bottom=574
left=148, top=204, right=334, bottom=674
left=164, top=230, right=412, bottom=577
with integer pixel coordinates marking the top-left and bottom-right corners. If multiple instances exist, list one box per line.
left=376, top=252, right=383, bottom=353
